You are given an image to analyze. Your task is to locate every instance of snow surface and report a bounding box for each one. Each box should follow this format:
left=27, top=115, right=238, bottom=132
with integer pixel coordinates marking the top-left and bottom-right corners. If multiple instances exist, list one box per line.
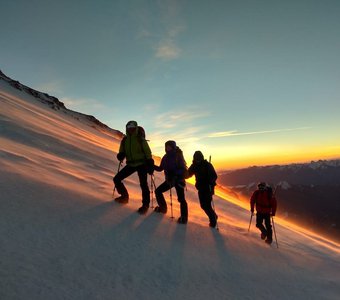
left=1, top=80, right=339, bottom=300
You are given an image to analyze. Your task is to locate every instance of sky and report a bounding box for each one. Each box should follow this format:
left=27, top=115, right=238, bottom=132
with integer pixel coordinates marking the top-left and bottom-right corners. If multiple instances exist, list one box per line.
left=1, top=0, right=340, bottom=169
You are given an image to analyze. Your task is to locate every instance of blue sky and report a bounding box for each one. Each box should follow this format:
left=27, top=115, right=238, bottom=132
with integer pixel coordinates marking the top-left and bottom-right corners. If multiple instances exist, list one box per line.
left=1, top=0, right=340, bottom=169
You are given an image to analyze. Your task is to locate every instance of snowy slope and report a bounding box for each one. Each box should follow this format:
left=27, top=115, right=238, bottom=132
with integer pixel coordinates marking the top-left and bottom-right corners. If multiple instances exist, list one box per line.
left=1, top=77, right=339, bottom=300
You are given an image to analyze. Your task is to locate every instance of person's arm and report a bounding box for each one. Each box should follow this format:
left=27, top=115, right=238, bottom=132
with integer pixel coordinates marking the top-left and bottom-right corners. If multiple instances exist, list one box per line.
left=154, top=157, right=164, bottom=172
left=250, top=191, right=257, bottom=213
left=117, top=137, right=126, bottom=161
left=186, top=164, right=195, bottom=178
left=271, top=196, right=277, bottom=216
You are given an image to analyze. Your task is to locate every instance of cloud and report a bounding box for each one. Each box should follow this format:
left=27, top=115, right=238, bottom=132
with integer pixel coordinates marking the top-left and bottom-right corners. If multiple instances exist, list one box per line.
left=154, top=109, right=210, bottom=129
left=154, top=2, right=185, bottom=61
left=133, top=1, right=184, bottom=61
left=155, top=25, right=184, bottom=60
left=207, top=127, right=312, bottom=138
left=155, top=41, right=181, bottom=60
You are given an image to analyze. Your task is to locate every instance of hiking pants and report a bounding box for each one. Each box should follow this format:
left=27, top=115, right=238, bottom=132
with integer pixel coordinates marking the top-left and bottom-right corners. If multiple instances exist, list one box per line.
left=155, top=181, right=188, bottom=220
left=198, top=188, right=217, bottom=223
left=113, top=164, right=150, bottom=206
left=256, top=213, right=272, bottom=239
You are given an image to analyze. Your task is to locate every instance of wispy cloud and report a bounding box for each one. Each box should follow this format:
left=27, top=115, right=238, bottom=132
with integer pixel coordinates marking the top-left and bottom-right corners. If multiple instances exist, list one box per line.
left=207, top=127, right=312, bottom=138
left=134, top=1, right=184, bottom=61
left=147, top=107, right=210, bottom=155
left=155, top=41, right=181, bottom=60
left=154, top=109, right=210, bottom=129
left=154, top=24, right=184, bottom=60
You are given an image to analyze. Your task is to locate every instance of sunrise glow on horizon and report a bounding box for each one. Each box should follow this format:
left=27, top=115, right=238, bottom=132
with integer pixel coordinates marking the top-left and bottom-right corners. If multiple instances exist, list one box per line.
left=150, top=135, right=340, bottom=170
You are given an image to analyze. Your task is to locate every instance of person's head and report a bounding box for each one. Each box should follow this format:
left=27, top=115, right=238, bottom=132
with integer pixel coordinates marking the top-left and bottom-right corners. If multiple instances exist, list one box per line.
left=126, top=120, right=138, bottom=135
left=258, top=182, right=266, bottom=191
left=193, top=151, right=204, bottom=164
left=165, top=140, right=176, bottom=153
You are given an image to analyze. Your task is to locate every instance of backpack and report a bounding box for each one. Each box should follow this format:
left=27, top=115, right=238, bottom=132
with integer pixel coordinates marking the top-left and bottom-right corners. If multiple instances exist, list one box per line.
left=207, top=161, right=217, bottom=187
left=122, top=126, right=146, bottom=144
left=121, top=126, right=148, bottom=158
left=266, top=185, right=273, bottom=200
left=175, top=146, right=189, bottom=178
left=255, top=187, right=272, bottom=208
left=137, top=126, right=146, bottom=140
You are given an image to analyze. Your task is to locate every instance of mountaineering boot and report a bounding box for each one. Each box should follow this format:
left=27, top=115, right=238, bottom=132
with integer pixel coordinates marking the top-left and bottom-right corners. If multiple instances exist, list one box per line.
left=137, top=205, right=149, bottom=215
left=115, top=195, right=129, bottom=204
left=265, top=231, right=273, bottom=244
left=177, top=216, right=188, bottom=224
left=154, top=206, right=167, bottom=214
left=265, top=238, right=273, bottom=244
left=209, top=213, right=218, bottom=228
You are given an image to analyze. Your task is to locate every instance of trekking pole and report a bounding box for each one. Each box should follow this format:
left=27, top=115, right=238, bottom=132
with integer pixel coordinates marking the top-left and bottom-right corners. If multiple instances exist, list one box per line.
left=209, top=155, right=219, bottom=230
left=150, top=175, right=154, bottom=209
left=112, top=161, right=122, bottom=198
left=151, top=175, right=157, bottom=191
left=272, top=183, right=279, bottom=248
left=170, top=186, right=174, bottom=219
left=248, top=212, right=254, bottom=232
left=211, top=195, right=219, bottom=231
left=272, top=216, right=279, bottom=248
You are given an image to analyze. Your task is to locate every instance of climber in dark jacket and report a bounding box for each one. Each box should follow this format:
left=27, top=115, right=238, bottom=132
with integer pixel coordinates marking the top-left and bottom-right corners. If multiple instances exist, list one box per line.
left=153, top=140, right=188, bottom=224
left=187, top=151, right=218, bottom=228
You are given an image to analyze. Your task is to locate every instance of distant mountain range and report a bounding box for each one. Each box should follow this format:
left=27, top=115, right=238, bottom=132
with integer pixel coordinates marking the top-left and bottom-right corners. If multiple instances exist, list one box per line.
left=218, top=160, right=340, bottom=242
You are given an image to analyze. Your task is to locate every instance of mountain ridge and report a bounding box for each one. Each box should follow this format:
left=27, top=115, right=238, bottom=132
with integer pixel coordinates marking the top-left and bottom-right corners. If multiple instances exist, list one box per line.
left=0, top=69, right=123, bottom=139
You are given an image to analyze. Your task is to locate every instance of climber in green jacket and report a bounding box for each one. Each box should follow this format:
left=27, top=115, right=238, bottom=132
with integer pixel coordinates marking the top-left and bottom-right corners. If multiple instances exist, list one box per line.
left=113, top=120, right=154, bottom=214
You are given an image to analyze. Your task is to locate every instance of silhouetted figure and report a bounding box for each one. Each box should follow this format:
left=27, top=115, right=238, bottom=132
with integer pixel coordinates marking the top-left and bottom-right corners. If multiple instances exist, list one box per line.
left=250, top=182, right=277, bottom=244
left=113, top=120, right=154, bottom=214
left=187, top=151, right=218, bottom=227
left=154, top=140, right=188, bottom=224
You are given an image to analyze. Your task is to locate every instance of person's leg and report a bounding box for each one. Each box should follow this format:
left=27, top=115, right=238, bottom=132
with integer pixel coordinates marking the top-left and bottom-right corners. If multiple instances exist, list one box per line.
left=264, top=214, right=273, bottom=242
left=137, top=164, right=150, bottom=207
left=155, top=181, right=170, bottom=211
left=256, top=213, right=267, bottom=238
left=175, top=182, right=188, bottom=223
left=198, top=189, right=217, bottom=226
left=113, top=165, right=135, bottom=201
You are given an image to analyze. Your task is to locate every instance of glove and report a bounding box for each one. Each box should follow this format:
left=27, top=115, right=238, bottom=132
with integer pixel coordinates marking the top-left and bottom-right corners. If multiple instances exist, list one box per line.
left=146, top=158, right=154, bottom=175
left=271, top=212, right=276, bottom=217
left=117, top=152, right=125, bottom=162
left=251, top=209, right=254, bottom=215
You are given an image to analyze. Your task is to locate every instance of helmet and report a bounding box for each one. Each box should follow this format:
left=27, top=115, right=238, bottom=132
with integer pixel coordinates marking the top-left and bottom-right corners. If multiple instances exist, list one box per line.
left=258, top=182, right=266, bottom=190
left=165, top=140, right=176, bottom=150
left=126, top=120, right=138, bottom=129
left=193, top=151, right=204, bottom=162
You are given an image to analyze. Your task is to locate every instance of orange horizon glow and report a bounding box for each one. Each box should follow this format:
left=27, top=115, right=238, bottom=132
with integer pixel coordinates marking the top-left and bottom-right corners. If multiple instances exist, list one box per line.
left=212, top=152, right=340, bottom=171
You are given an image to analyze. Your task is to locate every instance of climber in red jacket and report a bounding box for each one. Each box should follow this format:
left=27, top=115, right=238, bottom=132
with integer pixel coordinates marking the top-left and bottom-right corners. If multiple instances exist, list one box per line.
left=250, top=182, right=277, bottom=244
